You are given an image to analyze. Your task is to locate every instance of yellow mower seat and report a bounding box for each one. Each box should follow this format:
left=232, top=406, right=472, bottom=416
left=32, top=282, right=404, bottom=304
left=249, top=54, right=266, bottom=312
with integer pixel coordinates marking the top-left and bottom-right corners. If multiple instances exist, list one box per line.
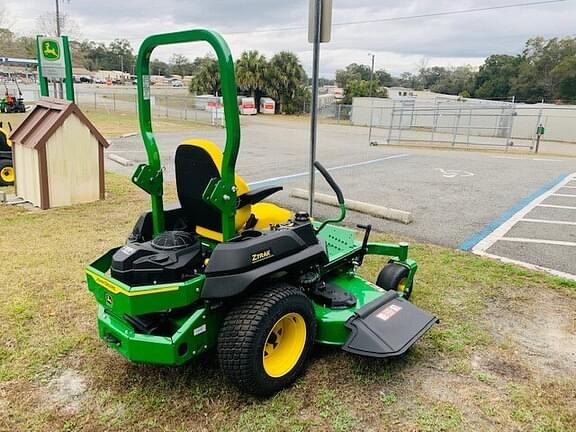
left=175, top=139, right=292, bottom=242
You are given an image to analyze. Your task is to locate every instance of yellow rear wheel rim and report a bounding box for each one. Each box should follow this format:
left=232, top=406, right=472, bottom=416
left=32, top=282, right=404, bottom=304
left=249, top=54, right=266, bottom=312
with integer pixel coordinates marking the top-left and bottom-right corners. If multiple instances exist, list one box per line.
left=1, top=166, right=14, bottom=183
left=263, top=312, right=307, bottom=378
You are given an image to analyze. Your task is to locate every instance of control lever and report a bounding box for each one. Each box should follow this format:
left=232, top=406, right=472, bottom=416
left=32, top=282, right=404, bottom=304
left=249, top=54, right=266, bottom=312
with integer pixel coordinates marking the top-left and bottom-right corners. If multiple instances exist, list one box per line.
left=354, top=224, right=372, bottom=266
left=313, top=161, right=346, bottom=233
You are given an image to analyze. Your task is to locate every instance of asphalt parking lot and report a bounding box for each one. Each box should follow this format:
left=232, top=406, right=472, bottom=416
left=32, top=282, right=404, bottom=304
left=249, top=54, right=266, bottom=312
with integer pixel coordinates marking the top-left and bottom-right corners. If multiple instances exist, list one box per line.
left=470, top=172, right=576, bottom=279
left=106, top=117, right=576, bottom=279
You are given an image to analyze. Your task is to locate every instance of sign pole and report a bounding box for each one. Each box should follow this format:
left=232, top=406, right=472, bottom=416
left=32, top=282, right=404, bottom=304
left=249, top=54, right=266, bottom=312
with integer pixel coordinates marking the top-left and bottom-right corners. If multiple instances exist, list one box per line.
left=62, top=36, right=75, bottom=102
left=308, top=0, right=322, bottom=216
left=36, top=37, right=49, bottom=97
left=308, top=0, right=332, bottom=217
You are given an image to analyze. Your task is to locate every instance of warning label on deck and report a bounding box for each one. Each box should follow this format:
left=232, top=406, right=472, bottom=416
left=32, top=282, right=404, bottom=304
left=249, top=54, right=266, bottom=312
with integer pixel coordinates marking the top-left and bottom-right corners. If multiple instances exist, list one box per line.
left=376, top=304, right=402, bottom=321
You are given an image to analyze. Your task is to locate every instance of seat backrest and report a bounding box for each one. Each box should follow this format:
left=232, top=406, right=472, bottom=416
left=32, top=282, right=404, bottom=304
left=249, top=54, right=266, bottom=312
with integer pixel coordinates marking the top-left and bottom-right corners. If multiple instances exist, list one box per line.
left=175, top=139, right=251, bottom=240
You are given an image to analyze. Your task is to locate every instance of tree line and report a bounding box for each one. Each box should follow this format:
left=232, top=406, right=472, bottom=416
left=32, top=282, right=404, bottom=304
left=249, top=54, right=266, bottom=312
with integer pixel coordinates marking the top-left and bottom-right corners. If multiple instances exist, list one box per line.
left=336, top=37, right=576, bottom=103
left=2, top=26, right=575, bottom=106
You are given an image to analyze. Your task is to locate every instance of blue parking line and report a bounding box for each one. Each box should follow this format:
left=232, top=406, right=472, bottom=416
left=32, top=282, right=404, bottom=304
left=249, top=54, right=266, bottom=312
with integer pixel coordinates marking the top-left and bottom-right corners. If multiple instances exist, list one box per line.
left=458, top=173, right=569, bottom=251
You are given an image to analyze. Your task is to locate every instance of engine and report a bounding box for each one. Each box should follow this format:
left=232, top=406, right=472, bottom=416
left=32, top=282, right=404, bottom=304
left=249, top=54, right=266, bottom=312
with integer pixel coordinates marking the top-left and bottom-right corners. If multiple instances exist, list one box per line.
left=111, top=230, right=203, bottom=286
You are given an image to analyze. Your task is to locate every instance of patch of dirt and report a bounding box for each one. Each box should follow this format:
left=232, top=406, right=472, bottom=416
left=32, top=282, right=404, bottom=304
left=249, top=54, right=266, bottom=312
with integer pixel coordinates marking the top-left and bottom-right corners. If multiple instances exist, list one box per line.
left=483, top=290, right=576, bottom=380
left=43, top=369, right=88, bottom=414
left=472, top=353, right=531, bottom=380
left=418, top=368, right=506, bottom=430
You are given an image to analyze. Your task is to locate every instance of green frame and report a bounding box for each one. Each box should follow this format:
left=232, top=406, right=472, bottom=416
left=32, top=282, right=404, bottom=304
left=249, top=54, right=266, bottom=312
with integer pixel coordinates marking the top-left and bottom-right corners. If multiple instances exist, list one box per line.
left=133, top=29, right=240, bottom=240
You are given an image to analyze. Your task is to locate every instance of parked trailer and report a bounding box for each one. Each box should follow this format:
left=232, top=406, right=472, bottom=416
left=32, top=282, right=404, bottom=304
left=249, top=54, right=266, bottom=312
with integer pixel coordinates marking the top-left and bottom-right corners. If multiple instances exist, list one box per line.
left=259, top=97, right=275, bottom=114
left=239, top=96, right=257, bottom=115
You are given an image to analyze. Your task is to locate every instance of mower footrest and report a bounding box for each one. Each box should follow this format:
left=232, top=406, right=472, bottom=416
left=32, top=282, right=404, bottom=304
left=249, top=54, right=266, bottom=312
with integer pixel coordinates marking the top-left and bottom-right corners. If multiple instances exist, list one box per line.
left=343, top=292, right=437, bottom=358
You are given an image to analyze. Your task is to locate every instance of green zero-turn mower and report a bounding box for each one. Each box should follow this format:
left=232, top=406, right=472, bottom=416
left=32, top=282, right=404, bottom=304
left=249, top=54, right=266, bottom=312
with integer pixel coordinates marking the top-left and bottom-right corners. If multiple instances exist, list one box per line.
left=85, top=29, right=438, bottom=396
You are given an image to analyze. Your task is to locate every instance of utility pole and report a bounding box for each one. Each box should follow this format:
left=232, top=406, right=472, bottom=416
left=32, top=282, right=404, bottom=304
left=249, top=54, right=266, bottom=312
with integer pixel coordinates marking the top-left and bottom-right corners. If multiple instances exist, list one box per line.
left=368, top=53, right=375, bottom=97
left=367, top=53, right=376, bottom=145
left=55, top=0, right=61, bottom=35
left=55, top=0, right=64, bottom=99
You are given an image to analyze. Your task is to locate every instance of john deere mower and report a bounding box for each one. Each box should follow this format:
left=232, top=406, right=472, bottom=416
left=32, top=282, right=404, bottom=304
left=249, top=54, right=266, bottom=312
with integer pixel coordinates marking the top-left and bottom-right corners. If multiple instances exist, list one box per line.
left=85, top=29, right=437, bottom=396
left=0, top=122, right=14, bottom=186
left=0, top=81, right=26, bottom=114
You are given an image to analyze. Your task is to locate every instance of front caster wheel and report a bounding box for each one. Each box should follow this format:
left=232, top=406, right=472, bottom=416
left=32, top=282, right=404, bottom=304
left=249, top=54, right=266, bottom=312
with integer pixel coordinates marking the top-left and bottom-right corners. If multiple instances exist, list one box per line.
left=376, top=262, right=413, bottom=300
left=217, top=282, right=316, bottom=397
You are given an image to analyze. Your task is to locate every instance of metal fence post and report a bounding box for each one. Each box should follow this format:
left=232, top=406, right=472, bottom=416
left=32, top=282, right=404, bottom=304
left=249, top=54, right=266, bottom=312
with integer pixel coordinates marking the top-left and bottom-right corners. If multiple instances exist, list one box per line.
left=387, top=100, right=395, bottom=144
left=398, top=102, right=405, bottom=143
left=452, top=107, right=461, bottom=146
left=505, top=103, right=515, bottom=149
left=430, top=101, right=438, bottom=145
left=94, top=91, right=97, bottom=110
left=466, top=108, right=472, bottom=146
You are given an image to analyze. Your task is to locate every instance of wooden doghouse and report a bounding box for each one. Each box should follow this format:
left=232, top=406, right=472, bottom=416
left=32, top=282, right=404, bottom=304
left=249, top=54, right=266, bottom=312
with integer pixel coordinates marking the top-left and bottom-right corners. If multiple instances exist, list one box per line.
left=10, top=98, right=109, bottom=209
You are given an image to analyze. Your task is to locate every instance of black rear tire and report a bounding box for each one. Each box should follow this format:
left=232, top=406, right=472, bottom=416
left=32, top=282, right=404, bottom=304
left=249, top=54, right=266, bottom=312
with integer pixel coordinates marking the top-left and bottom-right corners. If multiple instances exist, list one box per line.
left=0, top=159, right=14, bottom=186
left=376, top=262, right=413, bottom=300
left=218, top=282, right=316, bottom=397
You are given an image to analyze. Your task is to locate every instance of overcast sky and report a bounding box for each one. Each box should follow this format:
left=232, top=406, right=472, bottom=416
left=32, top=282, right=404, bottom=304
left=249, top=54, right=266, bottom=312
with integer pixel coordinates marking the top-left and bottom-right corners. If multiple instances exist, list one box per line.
left=6, top=0, right=576, bottom=76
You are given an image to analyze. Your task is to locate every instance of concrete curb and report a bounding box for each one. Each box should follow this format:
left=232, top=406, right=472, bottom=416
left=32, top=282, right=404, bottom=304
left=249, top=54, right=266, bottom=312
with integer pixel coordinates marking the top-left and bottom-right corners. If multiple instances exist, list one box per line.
left=290, top=188, right=413, bottom=224
left=107, top=153, right=134, bottom=167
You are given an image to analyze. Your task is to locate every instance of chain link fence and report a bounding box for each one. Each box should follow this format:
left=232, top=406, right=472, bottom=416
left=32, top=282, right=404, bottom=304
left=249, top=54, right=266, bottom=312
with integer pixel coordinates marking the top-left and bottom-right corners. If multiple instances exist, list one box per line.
left=74, top=90, right=220, bottom=125
left=350, top=97, right=576, bottom=153
left=23, top=86, right=576, bottom=155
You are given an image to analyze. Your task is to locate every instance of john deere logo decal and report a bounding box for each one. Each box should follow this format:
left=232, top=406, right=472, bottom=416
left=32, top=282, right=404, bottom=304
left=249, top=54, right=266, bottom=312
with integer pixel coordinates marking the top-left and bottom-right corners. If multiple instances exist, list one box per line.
left=42, top=40, right=60, bottom=60
left=105, top=294, right=113, bottom=306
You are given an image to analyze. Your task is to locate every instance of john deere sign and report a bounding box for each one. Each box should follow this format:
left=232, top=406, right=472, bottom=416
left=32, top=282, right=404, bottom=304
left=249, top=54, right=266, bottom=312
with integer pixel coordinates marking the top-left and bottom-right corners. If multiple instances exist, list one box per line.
left=38, top=37, right=65, bottom=79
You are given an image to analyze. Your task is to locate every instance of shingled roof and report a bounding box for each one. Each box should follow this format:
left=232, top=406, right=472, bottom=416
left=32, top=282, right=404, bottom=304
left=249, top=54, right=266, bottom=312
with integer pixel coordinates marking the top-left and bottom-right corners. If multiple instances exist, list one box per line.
left=10, top=97, right=109, bottom=149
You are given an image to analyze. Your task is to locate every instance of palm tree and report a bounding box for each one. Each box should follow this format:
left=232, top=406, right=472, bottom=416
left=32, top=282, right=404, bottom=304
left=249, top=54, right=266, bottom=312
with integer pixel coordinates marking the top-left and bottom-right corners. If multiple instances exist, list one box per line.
left=236, top=50, right=267, bottom=98
left=265, top=52, right=307, bottom=113
left=189, top=56, right=220, bottom=95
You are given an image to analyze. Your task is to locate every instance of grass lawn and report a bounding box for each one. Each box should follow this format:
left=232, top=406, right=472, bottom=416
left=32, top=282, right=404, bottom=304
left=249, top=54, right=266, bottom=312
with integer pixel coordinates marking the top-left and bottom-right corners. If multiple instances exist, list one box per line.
left=1, top=174, right=575, bottom=431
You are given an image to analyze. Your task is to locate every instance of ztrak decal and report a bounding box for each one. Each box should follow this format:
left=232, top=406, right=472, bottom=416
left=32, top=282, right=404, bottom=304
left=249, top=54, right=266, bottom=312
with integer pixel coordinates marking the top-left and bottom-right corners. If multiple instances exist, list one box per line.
left=251, top=249, right=273, bottom=263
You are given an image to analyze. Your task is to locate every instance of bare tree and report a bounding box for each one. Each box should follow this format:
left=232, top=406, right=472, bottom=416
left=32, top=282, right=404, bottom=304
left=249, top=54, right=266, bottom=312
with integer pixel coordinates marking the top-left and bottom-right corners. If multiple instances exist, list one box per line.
left=36, top=11, right=81, bottom=39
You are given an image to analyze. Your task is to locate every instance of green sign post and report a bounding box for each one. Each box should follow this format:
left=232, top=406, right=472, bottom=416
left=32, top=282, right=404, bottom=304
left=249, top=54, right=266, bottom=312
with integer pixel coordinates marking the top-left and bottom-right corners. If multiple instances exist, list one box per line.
left=36, top=35, right=75, bottom=102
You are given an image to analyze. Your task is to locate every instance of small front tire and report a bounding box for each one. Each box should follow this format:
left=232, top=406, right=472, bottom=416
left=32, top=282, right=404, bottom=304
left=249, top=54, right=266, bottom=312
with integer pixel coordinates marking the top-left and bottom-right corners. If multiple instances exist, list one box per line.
left=376, top=263, right=413, bottom=300
left=217, top=282, right=316, bottom=397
